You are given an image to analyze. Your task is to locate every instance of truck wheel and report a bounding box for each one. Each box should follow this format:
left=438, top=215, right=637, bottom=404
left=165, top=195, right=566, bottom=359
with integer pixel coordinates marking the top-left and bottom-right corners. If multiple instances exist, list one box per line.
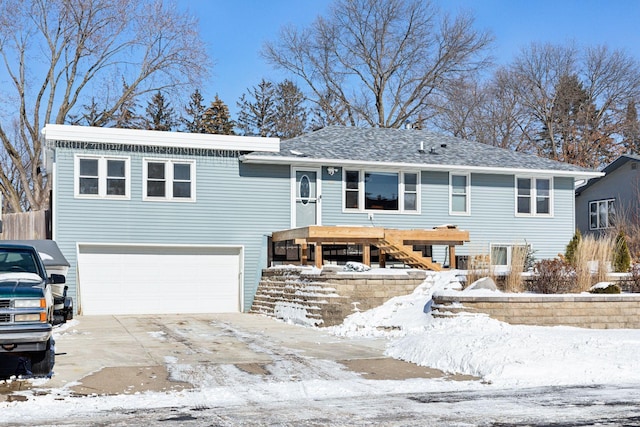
left=30, top=338, right=55, bottom=377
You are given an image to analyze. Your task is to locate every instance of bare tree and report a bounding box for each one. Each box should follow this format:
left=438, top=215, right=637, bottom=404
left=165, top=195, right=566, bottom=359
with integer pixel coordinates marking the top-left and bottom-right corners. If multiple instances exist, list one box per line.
left=432, top=76, right=486, bottom=140
left=439, top=43, right=640, bottom=167
left=262, top=0, right=492, bottom=129
left=0, top=0, right=210, bottom=212
left=506, top=43, right=640, bottom=167
left=433, top=71, right=537, bottom=152
left=478, top=69, right=539, bottom=152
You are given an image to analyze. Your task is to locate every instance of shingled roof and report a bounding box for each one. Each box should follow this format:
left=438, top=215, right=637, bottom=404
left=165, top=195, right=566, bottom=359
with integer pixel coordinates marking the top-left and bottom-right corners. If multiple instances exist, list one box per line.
left=242, top=126, right=600, bottom=178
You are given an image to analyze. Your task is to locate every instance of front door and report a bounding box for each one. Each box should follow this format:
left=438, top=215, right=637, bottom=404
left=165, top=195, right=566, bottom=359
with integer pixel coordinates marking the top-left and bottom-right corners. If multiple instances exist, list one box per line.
left=293, top=168, right=321, bottom=227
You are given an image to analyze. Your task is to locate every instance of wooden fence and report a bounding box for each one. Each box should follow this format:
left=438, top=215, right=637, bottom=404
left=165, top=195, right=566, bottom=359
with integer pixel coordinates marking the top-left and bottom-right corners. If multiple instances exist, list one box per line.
left=0, top=210, right=51, bottom=240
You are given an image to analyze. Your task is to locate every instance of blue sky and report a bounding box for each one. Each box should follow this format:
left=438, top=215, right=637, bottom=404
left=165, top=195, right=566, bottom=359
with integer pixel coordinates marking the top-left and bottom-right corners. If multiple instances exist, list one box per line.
left=177, top=0, right=640, bottom=116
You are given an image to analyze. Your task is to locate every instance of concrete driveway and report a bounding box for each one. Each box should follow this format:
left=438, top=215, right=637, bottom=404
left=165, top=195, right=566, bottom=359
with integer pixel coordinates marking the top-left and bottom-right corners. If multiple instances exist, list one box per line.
left=1, top=313, right=468, bottom=398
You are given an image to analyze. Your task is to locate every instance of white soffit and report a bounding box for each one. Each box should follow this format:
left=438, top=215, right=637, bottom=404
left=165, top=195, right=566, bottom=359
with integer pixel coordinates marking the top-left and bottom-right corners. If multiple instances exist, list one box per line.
left=42, top=124, right=280, bottom=152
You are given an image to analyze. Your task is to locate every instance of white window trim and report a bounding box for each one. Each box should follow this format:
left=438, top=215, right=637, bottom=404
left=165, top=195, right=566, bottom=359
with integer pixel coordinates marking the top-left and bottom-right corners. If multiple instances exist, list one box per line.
left=143, top=158, right=196, bottom=202
left=490, top=242, right=532, bottom=273
left=342, top=168, right=421, bottom=214
left=515, top=176, right=553, bottom=217
left=401, top=172, right=420, bottom=213
left=589, top=198, right=615, bottom=230
left=74, top=154, right=131, bottom=200
left=449, top=172, right=470, bottom=216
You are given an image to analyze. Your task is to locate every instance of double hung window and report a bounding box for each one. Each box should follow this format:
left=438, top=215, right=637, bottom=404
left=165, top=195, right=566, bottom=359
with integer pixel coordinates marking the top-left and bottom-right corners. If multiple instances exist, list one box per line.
left=516, top=177, right=552, bottom=216
left=450, top=173, right=470, bottom=214
left=75, top=155, right=130, bottom=199
left=143, top=159, right=195, bottom=201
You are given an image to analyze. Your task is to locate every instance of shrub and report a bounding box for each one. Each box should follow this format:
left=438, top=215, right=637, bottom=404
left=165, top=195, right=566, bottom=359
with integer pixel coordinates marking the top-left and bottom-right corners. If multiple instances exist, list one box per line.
left=464, top=253, right=490, bottom=289
left=505, top=245, right=527, bottom=293
left=565, top=229, right=581, bottom=266
left=589, top=283, right=621, bottom=294
left=629, top=264, right=640, bottom=293
left=613, top=230, right=631, bottom=272
left=528, top=259, right=576, bottom=294
left=573, top=234, right=614, bottom=292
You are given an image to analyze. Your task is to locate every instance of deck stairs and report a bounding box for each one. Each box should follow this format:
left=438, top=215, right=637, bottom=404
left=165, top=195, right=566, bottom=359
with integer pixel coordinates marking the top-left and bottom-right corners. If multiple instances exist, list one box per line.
left=376, top=233, right=443, bottom=271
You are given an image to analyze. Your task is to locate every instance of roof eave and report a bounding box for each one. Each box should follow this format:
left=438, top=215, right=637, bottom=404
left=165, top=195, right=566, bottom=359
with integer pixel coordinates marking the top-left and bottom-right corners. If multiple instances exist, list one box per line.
left=239, top=155, right=603, bottom=179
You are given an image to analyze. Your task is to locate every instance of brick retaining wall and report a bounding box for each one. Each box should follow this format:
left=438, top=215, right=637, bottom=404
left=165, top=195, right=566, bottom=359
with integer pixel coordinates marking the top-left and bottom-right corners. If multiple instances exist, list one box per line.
left=433, top=293, right=640, bottom=329
left=251, top=267, right=426, bottom=327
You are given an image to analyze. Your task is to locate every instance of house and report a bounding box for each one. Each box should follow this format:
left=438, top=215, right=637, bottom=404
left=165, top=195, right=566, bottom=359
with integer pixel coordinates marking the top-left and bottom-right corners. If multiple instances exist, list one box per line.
left=575, top=154, right=640, bottom=236
left=43, top=124, right=600, bottom=316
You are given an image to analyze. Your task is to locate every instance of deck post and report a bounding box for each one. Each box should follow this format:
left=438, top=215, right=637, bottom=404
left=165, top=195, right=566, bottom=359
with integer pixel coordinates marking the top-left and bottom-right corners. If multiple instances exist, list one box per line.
left=362, top=244, right=370, bottom=266
left=379, top=251, right=386, bottom=268
left=315, top=243, right=323, bottom=269
left=300, top=242, right=308, bottom=266
left=449, top=245, right=456, bottom=269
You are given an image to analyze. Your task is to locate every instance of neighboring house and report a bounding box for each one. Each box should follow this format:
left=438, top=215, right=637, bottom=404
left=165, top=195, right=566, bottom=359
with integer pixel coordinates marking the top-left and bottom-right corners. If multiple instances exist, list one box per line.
left=575, top=154, right=640, bottom=236
left=44, top=124, right=600, bottom=316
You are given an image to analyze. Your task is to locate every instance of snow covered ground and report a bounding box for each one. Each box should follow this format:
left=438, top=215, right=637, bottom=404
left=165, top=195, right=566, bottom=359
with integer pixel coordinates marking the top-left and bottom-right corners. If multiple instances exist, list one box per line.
left=329, top=269, right=640, bottom=388
left=2, top=269, right=640, bottom=425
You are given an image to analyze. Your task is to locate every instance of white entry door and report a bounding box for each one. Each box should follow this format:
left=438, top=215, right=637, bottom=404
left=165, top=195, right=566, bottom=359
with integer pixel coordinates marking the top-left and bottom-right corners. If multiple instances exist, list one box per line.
left=293, top=168, right=321, bottom=228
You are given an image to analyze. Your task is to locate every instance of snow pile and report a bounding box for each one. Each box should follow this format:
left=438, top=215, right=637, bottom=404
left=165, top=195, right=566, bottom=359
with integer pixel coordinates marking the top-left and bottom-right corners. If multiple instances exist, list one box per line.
left=387, top=315, right=640, bottom=387
left=329, top=270, right=640, bottom=388
left=328, top=270, right=460, bottom=338
left=342, top=261, right=371, bottom=272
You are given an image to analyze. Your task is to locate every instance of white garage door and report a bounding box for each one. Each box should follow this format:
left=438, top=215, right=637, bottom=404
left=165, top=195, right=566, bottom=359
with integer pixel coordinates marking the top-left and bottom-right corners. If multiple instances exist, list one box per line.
left=77, top=244, right=242, bottom=315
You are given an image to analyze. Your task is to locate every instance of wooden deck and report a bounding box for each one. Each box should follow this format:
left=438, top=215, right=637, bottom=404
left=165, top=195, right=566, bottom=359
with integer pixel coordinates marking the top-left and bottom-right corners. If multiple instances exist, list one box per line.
left=271, top=225, right=470, bottom=271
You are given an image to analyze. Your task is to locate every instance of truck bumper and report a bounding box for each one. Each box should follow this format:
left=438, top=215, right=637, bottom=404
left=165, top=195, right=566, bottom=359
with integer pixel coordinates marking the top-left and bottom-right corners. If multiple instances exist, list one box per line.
left=0, top=324, right=52, bottom=352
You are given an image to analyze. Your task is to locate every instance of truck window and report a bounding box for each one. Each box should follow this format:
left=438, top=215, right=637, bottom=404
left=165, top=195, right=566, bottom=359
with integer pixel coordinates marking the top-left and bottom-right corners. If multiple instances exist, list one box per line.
left=0, top=250, right=39, bottom=274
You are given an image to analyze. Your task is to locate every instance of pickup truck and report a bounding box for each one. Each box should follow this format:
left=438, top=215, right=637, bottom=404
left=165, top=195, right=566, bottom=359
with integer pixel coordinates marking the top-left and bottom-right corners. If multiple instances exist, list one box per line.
left=0, top=243, right=68, bottom=376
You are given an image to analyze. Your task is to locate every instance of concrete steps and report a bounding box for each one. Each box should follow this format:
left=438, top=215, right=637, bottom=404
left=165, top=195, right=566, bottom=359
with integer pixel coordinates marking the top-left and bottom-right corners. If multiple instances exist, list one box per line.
left=250, top=268, right=350, bottom=327
left=250, top=267, right=427, bottom=327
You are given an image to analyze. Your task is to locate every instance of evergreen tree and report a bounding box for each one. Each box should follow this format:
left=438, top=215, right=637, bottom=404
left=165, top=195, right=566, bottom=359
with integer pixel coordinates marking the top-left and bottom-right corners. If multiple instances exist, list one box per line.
left=202, top=95, right=235, bottom=135
left=613, top=230, right=631, bottom=272
left=274, top=80, right=307, bottom=139
left=539, top=74, right=613, bottom=168
left=144, top=91, right=176, bottom=131
left=622, top=100, right=640, bottom=153
left=236, top=79, right=277, bottom=137
left=565, top=229, right=582, bottom=265
left=183, top=89, right=208, bottom=133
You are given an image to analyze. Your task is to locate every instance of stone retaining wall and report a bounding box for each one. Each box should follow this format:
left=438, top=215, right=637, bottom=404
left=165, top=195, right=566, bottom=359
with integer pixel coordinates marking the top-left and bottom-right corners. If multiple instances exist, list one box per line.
left=432, top=293, right=640, bottom=329
left=250, top=267, right=426, bottom=327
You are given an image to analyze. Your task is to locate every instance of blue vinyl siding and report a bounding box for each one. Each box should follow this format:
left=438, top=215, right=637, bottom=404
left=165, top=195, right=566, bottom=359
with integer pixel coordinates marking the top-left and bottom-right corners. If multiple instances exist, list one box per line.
left=54, top=148, right=290, bottom=311
left=55, top=145, right=578, bottom=310
left=319, top=167, right=575, bottom=264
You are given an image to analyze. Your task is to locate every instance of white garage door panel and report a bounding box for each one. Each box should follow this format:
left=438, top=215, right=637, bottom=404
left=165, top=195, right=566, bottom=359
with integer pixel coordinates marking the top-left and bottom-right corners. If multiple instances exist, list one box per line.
left=77, top=245, right=241, bottom=315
